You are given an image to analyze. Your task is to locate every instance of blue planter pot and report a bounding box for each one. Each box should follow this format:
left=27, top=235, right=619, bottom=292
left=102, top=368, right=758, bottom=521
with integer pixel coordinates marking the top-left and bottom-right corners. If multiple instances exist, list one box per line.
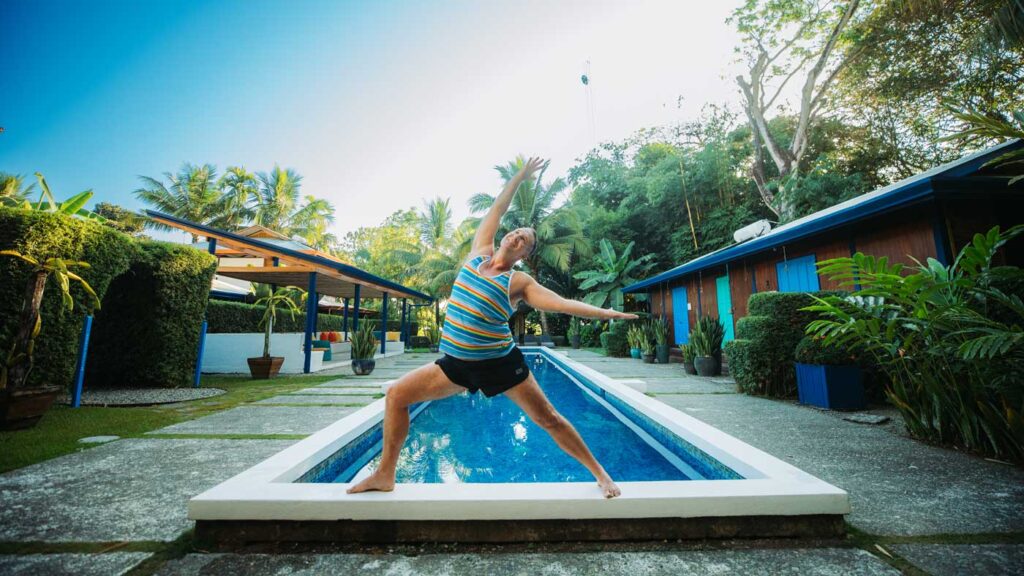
left=795, top=363, right=866, bottom=410
left=630, top=348, right=642, bottom=359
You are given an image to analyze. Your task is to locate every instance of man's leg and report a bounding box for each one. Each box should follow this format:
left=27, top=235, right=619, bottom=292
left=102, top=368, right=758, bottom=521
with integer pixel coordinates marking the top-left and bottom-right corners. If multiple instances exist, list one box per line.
left=503, top=376, right=622, bottom=498
left=346, top=362, right=463, bottom=493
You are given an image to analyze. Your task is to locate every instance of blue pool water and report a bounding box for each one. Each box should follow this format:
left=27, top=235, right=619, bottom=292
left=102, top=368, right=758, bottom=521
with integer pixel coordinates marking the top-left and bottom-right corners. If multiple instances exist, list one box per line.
left=299, top=352, right=741, bottom=484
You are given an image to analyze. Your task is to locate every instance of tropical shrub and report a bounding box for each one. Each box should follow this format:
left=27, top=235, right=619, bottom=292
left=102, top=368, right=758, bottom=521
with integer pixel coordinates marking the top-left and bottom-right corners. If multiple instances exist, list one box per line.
left=627, top=325, right=645, bottom=350
left=726, top=290, right=844, bottom=397
left=566, top=317, right=580, bottom=340
left=351, top=321, right=379, bottom=360
left=652, top=315, right=669, bottom=345
left=0, top=208, right=133, bottom=391
left=601, top=320, right=631, bottom=357
left=805, top=226, right=1024, bottom=461
left=86, top=241, right=217, bottom=388
left=579, top=321, right=602, bottom=347
left=794, top=336, right=861, bottom=366
left=207, top=300, right=356, bottom=333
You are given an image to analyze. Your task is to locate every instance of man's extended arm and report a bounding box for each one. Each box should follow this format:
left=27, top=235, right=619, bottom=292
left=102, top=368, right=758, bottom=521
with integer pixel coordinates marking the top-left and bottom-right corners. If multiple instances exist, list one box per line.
left=471, top=157, right=547, bottom=254
left=521, top=275, right=638, bottom=320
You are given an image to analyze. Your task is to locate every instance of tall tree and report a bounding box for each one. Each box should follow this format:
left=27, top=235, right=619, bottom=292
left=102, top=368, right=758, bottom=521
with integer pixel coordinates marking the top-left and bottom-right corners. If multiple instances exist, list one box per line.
left=419, top=196, right=453, bottom=250
left=573, top=239, right=655, bottom=311
left=134, top=163, right=226, bottom=242
left=469, top=156, right=591, bottom=333
left=0, top=172, right=36, bottom=206
left=253, top=166, right=336, bottom=246
left=217, top=166, right=258, bottom=230
left=732, top=0, right=863, bottom=220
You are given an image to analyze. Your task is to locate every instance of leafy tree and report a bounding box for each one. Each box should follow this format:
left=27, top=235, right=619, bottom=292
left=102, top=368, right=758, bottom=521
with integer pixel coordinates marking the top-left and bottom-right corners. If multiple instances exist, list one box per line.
left=573, top=239, right=655, bottom=311
left=218, top=166, right=258, bottom=230
left=94, top=202, right=148, bottom=237
left=253, top=166, right=336, bottom=248
left=134, top=163, right=227, bottom=241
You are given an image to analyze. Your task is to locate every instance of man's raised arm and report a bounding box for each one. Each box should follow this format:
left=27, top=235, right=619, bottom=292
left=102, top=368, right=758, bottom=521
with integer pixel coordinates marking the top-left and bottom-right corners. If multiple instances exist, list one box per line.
left=472, top=156, right=547, bottom=254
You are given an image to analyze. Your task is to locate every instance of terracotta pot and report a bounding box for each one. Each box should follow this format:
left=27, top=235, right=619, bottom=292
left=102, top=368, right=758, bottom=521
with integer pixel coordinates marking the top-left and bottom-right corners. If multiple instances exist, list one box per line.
left=247, top=356, right=284, bottom=379
left=694, top=356, right=716, bottom=377
left=0, top=386, right=60, bottom=430
left=352, top=359, right=376, bottom=375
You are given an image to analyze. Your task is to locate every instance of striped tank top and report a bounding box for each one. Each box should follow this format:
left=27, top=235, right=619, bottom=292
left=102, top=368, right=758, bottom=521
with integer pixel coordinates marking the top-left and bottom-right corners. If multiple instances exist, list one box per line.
left=439, top=254, right=516, bottom=360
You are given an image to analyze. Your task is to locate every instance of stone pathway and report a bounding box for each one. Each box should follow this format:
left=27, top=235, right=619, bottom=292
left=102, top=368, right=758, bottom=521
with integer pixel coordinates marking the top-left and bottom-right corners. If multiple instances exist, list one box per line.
left=1, top=350, right=1021, bottom=575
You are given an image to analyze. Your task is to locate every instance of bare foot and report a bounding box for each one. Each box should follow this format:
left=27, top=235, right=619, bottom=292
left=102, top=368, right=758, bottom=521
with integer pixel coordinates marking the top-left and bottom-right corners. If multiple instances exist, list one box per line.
left=598, top=477, right=621, bottom=499
left=346, top=471, right=395, bottom=494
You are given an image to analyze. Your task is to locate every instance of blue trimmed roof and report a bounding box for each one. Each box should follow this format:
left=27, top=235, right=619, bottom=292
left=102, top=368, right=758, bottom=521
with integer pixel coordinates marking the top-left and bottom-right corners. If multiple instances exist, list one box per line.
left=623, top=139, right=1022, bottom=294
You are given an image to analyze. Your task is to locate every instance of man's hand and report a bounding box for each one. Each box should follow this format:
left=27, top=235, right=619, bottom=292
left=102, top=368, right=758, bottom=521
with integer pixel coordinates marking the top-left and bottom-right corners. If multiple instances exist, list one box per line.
left=604, top=309, right=639, bottom=320
left=518, top=157, right=548, bottom=181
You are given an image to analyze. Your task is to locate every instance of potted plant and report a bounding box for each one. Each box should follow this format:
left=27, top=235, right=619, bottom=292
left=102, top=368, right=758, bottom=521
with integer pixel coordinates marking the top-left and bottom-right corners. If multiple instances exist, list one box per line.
left=0, top=250, right=100, bottom=429
left=690, top=326, right=715, bottom=376
left=641, top=322, right=656, bottom=363
left=627, top=325, right=643, bottom=359
left=351, top=321, right=379, bottom=375
left=653, top=315, right=670, bottom=364
left=695, top=316, right=725, bottom=375
left=680, top=343, right=697, bottom=375
left=247, top=287, right=301, bottom=379
left=794, top=336, right=866, bottom=410
left=567, top=318, right=581, bottom=349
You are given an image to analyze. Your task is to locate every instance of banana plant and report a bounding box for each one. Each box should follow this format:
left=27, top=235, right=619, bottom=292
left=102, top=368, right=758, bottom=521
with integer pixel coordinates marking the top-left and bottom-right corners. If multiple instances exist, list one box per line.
left=5, top=173, right=106, bottom=222
left=0, top=250, right=100, bottom=391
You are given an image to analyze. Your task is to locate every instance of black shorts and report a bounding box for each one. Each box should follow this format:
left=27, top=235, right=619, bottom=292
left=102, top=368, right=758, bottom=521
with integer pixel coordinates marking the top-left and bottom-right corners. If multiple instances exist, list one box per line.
left=434, top=347, right=531, bottom=397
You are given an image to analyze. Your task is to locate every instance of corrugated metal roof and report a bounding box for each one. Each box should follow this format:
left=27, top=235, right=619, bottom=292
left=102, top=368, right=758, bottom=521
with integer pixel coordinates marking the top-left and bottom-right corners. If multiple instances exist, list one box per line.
left=623, top=139, right=1022, bottom=293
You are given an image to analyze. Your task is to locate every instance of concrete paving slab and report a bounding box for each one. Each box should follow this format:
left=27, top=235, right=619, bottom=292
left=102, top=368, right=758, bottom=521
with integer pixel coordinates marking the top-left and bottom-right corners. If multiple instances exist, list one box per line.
left=643, top=378, right=737, bottom=394
left=0, top=439, right=291, bottom=542
left=253, top=394, right=377, bottom=406
left=147, top=406, right=355, bottom=436
left=0, top=552, right=151, bottom=576
left=653, top=393, right=1024, bottom=535
left=290, top=387, right=382, bottom=396
left=315, top=379, right=390, bottom=389
left=156, top=548, right=897, bottom=575
left=891, top=543, right=1024, bottom=576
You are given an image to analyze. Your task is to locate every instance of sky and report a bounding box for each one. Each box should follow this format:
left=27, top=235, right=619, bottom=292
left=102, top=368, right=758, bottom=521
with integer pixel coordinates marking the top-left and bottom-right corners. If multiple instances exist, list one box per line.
left=0, top=0, right=746, bottom=242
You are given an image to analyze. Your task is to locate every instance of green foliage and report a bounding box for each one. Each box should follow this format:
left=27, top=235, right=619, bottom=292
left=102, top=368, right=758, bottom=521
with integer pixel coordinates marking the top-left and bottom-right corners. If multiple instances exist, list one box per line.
left=794, top=336, right=860, bottom=366
left=652, top=315, right=668, bottom=345
left=579, top=321, right=603, bottom=347
left=691, top=316, right=724, bottom=357
left=573, top=239, right=655, bottom=311
left=626, top=324, right=646, bottom=350
left=254, top=287, right=303, bottom=358
left=729, top=290, right=844, bottom=397
left=207, top=300, right=349, bottom=333
left=351, top=321, right=378, bottom=360
left=943, top=108, right=1024, bottom=185
left=86, top=242, right=217, bottom=389
left=566, top=317, right=580, bottom=339
left=602, top=320, right=631, bottom=357
left=805, top=225, right=1024, bottom=461
left=680, top=343, right=696, bottom=363
left=0, top=208, right=134, bottom=391
left=93, top=203, right=148, bottom=237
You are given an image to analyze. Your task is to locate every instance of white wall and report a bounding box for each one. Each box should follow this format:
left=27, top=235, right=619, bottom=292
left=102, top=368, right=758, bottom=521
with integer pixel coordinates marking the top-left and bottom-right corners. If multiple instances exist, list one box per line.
left=203, top=333, right=324, bottom=374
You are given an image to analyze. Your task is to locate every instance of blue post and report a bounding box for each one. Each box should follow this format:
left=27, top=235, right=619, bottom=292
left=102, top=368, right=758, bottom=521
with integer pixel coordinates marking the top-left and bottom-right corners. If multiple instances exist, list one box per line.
left=380, top=293, right=389, bottom=355
left=304, top=272, right=318, bottom=373
left=353, top=285, right=361, bottom=331
left=271, top=256, right=279, bottom=292
left=193, top=320, right=207, bottom=388
left=342, top=298, right=349, bottom=341
left=194, top=237, right=217, bottom=388
left=71, top=314, right=94, bottom=408
left=400, top=298, right=408, bottom=348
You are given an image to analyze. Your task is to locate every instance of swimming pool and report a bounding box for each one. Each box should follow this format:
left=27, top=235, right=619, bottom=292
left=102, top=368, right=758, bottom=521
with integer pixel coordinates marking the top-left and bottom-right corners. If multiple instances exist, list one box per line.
left=190, top=348, right=849, bottom=546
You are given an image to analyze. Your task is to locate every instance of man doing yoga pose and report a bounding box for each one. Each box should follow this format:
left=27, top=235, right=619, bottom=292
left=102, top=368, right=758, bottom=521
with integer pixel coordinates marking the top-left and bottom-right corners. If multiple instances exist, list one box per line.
left=347, top=157, right=637, bottom=498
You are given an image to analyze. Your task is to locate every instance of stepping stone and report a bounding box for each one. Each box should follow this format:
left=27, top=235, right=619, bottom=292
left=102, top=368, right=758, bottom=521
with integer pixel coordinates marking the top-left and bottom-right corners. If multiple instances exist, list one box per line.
left=255, top=395, right=376, bottom=406
left=0, top=552, right=152, bottom=576
left=843, top=414, right=891, bottom=425
left=891, top=543, right=1024, bottom=576
left=146, top=406, right=356, bottom=436
left=292, top=387, right=382, bottom=396
left=78, top=435, right=120, bottom=444
left=0, top=439, right=291, bottom=542
left=155, top=548, right=897, bottom=575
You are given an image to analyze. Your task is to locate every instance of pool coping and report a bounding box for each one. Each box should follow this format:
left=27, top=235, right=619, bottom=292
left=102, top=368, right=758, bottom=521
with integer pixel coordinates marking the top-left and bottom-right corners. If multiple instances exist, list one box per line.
left=189, top=347, right=849, bottom=536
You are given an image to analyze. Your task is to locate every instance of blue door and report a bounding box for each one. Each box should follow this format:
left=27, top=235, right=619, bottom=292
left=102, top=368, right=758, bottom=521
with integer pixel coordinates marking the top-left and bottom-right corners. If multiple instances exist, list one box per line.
left=776, top=254, right=821, bottom=292
left=716, top=275, right=735, bottom=342
left=671, top=286, right=689, bottom=344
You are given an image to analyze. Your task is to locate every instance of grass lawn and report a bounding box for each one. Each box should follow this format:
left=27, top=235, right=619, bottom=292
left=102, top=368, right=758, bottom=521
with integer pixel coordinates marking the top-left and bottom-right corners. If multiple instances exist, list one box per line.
left=0, top=372, right=341, bottom=474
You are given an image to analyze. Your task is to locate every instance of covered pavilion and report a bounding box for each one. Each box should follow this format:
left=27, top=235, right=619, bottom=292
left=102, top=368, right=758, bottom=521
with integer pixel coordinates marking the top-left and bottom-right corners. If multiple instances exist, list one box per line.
left=146, top=211, right=433, bottom=377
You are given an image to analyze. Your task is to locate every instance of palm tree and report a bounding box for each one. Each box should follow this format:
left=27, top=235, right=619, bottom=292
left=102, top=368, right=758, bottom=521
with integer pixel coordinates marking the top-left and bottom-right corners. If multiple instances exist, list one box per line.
left=419, top=197, right=453, bottom=250
left=134, top=163, right=225, bottom=242
left=216, top=166, right=258, bottom=230
left=253, top=166, right=336, bottom=246
left=573, top=239, right=655, bottom=311
left=0, top=173, right=36, bottom=206
left=469, top=156, right=592, bottom=333
left=419, top=218, right=477, bottom=299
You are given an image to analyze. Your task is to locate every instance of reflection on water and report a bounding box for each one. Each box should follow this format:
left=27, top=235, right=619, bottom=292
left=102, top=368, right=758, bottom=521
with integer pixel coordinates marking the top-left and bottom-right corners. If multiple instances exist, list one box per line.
left=348, top=357, right=693, bottom=483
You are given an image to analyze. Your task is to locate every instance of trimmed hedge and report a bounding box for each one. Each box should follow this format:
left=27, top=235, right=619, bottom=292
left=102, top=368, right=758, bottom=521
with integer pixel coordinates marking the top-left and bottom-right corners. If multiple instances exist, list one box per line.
left=725, top=291, right=844, bottom=398
left=601, top=320, right=631, bottom=357
left=86, top=242, right=217, bottom=388
left=0, top=208, right=134, bottom=391
left=206, top=300, right=417, bottom=335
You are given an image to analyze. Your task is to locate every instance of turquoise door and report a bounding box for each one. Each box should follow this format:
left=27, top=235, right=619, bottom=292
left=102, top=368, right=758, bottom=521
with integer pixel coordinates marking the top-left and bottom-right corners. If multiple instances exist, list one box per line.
left=716, top=275, right=735, bottom=342
left=671, top=286, right=689, bottom=344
